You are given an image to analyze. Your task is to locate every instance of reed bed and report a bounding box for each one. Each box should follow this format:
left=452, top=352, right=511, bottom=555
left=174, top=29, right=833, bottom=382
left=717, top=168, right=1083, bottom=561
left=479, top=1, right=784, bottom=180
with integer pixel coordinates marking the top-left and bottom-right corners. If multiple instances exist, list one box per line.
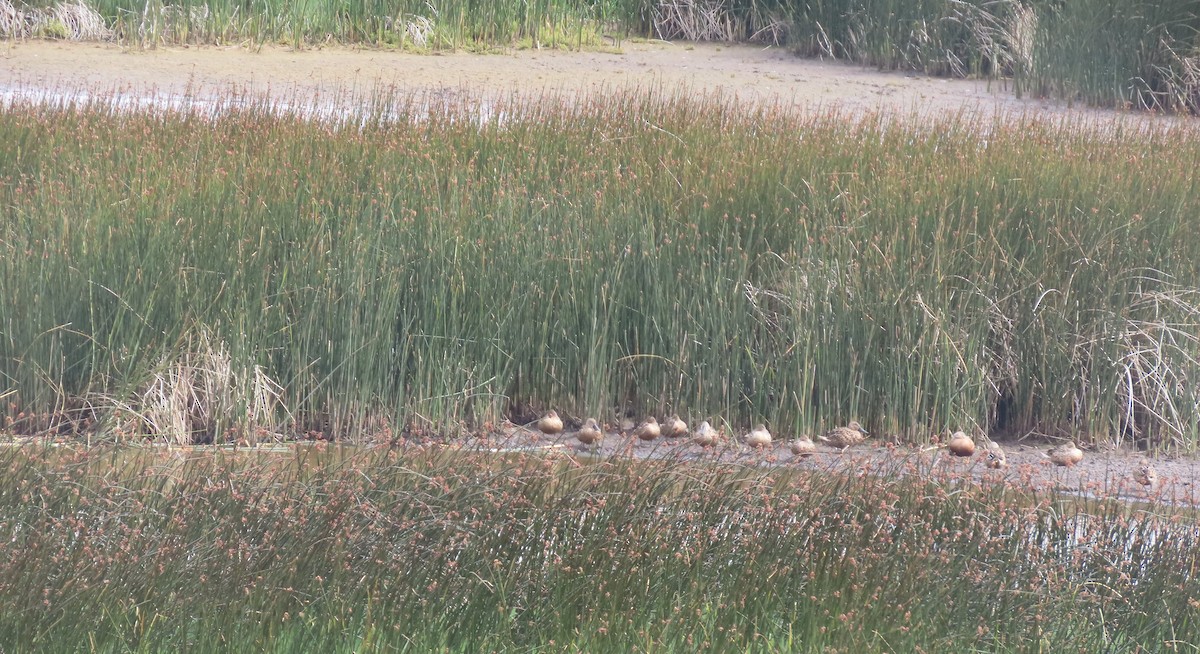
left=766, top=0, right=1200, bottom=112
left=0, top=443, right=1194, bottom=651
left=0, top=0, right=645, bottom=48
left=2, top=90, right=1200, bottom=449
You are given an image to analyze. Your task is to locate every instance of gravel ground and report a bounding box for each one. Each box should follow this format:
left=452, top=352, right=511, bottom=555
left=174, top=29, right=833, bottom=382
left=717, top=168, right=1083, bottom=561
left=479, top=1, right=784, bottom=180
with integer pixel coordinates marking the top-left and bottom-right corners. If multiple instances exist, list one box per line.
left=482, top=422, right=1200, bottom=507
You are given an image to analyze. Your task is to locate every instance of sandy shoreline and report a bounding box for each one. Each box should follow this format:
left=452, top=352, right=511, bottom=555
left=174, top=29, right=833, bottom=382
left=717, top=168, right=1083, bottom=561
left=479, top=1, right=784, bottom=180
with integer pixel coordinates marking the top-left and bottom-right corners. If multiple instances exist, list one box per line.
left=4, top=39, right=1191, bottom=127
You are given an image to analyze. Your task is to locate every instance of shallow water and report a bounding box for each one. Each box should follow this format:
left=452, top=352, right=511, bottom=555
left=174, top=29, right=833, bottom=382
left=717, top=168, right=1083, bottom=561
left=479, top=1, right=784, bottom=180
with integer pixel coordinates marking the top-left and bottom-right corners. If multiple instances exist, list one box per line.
left=0, top=80, right=512, bottom=128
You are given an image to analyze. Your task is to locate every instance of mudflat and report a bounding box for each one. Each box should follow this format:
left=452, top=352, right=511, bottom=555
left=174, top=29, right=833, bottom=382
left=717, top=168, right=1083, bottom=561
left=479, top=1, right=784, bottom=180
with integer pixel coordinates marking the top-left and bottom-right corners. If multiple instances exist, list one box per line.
left=0, top=38, right=1173, bottom=123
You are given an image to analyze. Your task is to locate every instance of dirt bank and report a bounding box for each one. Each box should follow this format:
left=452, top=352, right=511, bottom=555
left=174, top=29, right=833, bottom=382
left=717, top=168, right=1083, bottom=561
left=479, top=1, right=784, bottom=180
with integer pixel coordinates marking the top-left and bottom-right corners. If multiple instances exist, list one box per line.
left=2, top=39, right=1192, bottom=127
left=486, top=423, right=1200, bottom=507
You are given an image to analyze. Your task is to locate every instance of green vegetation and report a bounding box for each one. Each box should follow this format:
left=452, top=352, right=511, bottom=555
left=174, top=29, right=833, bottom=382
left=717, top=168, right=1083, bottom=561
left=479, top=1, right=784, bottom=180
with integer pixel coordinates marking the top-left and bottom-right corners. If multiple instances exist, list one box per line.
left=2, top=92, right=1199, bottom=448
left=756, top=0, right=1200, bottom=112
left=3, top=0, right=1199, bottom=112
left=0, top=0, right=645, bottom=48
left=784, top=0, right=1200, bottom=112
left=0, top=444, right=1194, bottom=652
left=1021, top=0, right=1200, bottom=112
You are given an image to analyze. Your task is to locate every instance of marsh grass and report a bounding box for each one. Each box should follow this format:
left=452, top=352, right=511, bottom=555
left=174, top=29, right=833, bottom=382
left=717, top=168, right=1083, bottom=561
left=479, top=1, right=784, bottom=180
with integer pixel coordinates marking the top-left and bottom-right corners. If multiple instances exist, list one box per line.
left=3, top=90, right=1200, bottom=448
left=1013, top=0, right=1200, bottom=112
left=0, top=444, right=1195, bottom=651
left=0, top=0, right=640, bottom=48
left=783, top=0, right=1200, bottom=112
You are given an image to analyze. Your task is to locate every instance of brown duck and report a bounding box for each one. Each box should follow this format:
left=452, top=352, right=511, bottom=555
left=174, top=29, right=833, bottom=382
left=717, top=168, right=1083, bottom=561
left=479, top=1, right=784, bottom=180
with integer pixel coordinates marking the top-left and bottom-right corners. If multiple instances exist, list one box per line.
left=635, top=417, right=661, bottom=441
left=947, top=431, right=976, bottom=457
left=790, top=435, right=816, bottom=457
left=693, top=420, right=719, bottom=447
left=983, top=441, right=1007, bottom=469
left=1134, top=457, right=1158, bottom=490
left=818, top=421, right=869, bottom=450
left=663, top=415, right=688, bottom=438
left=1046, top=441, right=1084, bottom=467
left=576, top=418, right=602, bottom=446
left=744, top=424, right=773, bottom=448
left=537, top=410, right=564, bottom=435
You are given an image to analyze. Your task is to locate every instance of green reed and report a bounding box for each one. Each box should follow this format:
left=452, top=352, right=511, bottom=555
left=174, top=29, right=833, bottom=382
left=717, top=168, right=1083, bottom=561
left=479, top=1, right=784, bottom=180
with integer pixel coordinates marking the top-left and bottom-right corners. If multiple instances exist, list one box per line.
left=1020, top=0, right=1200, bottom=112
left=49, top=0, right=638, bottom=48
left=0, top=444, right=1194, bottom=651
left=781, top=0, right=1200, bottom=112
left=1, top=91, right=1200, bottom=447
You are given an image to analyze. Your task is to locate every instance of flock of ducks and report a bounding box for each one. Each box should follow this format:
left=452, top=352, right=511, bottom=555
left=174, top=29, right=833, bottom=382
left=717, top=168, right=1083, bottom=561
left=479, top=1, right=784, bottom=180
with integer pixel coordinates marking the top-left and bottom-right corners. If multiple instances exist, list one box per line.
left=531, top=411, right=1162, bottom=492
left=535, top=411, right=867, bottom=455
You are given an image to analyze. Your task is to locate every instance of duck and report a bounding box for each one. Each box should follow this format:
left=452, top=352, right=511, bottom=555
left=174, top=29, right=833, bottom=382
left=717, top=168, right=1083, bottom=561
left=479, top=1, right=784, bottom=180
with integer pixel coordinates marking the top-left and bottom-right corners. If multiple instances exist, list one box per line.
left=693, top=420, right=719, bottom=447
left=1046, top=441, right=1084, bottom=467
left=947, top=430, right=976, bottom=457
left=619, top=416, right=637, bottom=434
left=745, top=424, right=773, bottom=448
left=537, top=410, right=564, bottom=435
left=663, top=415, right=688, bottom=438
left=576, top=418, right=602, bottom=446
left=1133, top=457, right=1158, bottom=490
left=635, top=417, right=661, bottom=441
left=818, top=421, right=869, bottom=450
left=983, top=441, right=1006, bottom=469
left=790, top=435, right=816, bottom=457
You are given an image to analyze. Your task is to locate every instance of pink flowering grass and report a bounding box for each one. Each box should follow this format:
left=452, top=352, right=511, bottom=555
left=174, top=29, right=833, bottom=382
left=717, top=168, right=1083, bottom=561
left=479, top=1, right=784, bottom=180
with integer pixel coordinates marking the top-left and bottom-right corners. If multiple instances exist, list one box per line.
left=0, top=445, right=1194, bottom=651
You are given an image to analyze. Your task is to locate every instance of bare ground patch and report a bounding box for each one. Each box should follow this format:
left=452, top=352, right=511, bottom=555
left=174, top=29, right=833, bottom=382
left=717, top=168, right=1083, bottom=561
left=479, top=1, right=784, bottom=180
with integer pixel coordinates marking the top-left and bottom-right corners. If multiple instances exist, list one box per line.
left=2, top=38, right=1193, bottom=127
